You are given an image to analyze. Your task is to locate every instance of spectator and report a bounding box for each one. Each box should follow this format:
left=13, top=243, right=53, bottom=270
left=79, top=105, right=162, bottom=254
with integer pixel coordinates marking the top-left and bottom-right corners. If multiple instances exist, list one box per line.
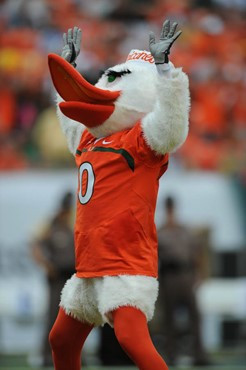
left=158, top=196, right=210, bottom=366
left=31, top=191, right=75, bottom=367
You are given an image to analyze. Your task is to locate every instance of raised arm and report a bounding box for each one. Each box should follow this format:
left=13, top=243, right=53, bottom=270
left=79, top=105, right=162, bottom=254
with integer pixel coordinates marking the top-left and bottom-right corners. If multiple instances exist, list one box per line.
left=56, top=27, right=85, bottom=155
left=142, top=20, right=190, bottom=154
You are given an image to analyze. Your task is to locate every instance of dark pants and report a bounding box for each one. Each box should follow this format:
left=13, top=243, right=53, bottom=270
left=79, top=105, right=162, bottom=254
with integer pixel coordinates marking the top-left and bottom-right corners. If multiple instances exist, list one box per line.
left=159, top=269, right=206, bottom=363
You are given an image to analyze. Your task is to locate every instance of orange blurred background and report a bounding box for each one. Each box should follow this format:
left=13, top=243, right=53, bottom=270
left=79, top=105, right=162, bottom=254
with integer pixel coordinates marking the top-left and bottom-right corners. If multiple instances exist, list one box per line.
left=0, top=0, right=245, bottom=175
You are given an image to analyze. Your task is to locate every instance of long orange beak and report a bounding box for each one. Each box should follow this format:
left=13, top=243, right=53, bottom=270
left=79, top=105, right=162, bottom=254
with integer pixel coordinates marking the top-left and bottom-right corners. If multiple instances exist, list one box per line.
left=48, top=54, right=121, bottom=127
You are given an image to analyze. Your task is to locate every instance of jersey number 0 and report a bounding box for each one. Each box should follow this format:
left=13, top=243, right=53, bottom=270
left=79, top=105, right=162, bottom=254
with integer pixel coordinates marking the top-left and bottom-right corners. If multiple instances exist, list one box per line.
left=78, top=162, right=95, bottom=204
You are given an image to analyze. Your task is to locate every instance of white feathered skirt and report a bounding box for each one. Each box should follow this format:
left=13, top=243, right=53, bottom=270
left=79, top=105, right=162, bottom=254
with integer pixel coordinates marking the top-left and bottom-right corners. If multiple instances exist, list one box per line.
left=60, top=274, right=159, bottom=327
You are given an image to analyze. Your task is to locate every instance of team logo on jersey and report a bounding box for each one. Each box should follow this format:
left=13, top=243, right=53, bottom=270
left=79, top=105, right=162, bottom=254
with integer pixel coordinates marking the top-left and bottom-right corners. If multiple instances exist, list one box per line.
left=92, top=138, right=113, bottom=146
left=102, top=139, right=113, bottom=145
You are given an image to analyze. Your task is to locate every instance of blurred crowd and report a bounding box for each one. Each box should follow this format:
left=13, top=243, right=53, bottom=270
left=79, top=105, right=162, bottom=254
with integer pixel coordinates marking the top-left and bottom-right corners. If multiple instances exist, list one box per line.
left=0, top=0, right=245, bottom=178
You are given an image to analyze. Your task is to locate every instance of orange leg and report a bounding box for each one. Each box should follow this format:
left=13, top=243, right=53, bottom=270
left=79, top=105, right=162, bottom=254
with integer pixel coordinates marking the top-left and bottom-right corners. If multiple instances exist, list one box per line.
left=49, top=308, right=93, bottom=370
left=112, top=306, right=168, bottom=370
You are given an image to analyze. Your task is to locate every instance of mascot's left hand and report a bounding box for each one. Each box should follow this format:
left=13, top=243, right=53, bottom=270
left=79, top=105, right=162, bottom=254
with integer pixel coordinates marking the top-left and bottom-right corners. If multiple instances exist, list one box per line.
left=149, top=19, right=182, bottom=64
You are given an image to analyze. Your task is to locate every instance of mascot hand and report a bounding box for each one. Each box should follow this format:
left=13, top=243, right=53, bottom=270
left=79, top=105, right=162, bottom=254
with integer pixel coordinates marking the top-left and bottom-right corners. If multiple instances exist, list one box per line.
left=61, top=26, right=82, bottom=67
left=149, top=19, right=182, bottom=64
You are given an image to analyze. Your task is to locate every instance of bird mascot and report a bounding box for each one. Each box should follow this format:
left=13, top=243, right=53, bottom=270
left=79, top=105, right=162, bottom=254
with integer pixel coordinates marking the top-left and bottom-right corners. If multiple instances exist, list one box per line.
left=48, top=19, right=190, bottom=370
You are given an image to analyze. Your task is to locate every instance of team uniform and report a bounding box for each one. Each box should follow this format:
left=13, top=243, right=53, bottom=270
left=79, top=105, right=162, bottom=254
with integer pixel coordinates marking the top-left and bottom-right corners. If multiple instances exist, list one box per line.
left=60, top=121, right=169, bottom=325
left=75, top=121, right=168, bottom=277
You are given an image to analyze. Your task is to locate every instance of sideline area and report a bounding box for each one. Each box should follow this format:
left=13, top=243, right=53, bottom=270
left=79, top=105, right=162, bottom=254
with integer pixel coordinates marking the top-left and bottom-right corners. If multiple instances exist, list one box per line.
left=1, top=353, right=246, bottom=370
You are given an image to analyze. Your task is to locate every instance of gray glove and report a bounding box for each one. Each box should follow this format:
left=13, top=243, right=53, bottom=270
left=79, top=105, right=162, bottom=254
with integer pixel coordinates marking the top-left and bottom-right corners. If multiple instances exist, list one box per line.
left=61, top=26, right=82, bottom=67
left=149, top=20, right=182, bottom=64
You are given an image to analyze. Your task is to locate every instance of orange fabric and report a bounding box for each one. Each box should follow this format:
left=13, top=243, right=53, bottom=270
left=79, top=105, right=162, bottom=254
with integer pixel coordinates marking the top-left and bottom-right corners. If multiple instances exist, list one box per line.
left=113, top=306, right=168, bottom=370
left=74, top=122, right=168, bottom=278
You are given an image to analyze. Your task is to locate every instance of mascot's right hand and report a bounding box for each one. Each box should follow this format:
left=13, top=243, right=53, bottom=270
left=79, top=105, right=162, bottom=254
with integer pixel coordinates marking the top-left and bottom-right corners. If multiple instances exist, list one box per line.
left=61, top=26, right=82, bottom=67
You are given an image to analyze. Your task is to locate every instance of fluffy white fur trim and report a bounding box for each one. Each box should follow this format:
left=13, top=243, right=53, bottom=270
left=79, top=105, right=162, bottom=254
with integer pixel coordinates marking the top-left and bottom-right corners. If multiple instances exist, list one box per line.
left=142, top=68, right=190, bottom=154
left=60, top=274, right=159, bottom=327
left=56, top=94, right=85, bottom=155
left=60, top=274, right=103, bottom=326
left=96, top=275, right=159, bottom=325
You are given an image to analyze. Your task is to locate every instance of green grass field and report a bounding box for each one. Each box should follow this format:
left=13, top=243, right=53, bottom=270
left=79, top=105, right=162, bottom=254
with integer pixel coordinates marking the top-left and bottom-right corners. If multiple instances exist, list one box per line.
left=0, top=352, right=245, bottom=370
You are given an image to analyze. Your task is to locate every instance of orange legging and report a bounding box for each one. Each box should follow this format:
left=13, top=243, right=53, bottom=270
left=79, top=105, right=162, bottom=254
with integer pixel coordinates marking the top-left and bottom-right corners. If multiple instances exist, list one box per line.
left=49, top=308, right=93, bottom=369
left=49, top=307, right=168, bottom=370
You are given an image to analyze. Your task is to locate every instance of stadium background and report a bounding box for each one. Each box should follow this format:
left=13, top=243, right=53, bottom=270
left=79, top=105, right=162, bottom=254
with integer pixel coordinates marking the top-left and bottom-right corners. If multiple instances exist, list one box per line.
left=0, top=0, right=245, bottom=369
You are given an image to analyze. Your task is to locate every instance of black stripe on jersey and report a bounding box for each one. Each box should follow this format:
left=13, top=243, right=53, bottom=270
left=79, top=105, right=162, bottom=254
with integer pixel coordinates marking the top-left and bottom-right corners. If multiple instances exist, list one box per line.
left=76, top=149, right=87, bottom=155
left=93, top=147, right=135, bottom=171
left=76, top=147, right=135, bottom=172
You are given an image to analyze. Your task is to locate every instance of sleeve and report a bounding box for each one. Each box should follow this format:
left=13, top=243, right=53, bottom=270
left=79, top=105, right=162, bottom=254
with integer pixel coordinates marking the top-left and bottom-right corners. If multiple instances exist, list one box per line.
left=123, top=121, right=169, bottom=167
left=141, top=68, right=190, bottom=155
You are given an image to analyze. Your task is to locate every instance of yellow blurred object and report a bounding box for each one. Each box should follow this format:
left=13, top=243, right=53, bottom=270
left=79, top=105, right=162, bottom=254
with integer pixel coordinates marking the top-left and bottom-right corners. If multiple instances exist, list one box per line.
left=32, top=106, right=74, bottom=165
left=0, top=48, right=23, bottom=72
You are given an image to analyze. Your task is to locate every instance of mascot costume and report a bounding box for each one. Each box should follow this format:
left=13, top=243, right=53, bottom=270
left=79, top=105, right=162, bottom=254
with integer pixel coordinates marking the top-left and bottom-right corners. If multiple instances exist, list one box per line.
left=48, top=19, right=190, bottom=370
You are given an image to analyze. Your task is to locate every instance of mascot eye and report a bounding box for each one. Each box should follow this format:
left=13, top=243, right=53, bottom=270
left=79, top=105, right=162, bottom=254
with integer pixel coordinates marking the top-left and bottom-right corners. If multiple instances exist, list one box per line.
left=105, top=69, right=131, bottom=83
left=108, top=75, right=117, bottom=83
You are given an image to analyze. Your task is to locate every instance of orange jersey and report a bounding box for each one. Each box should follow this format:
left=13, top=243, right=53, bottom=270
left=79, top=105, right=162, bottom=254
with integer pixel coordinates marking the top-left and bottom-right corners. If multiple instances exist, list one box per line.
left=74, top=122, right=168, bottom=278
